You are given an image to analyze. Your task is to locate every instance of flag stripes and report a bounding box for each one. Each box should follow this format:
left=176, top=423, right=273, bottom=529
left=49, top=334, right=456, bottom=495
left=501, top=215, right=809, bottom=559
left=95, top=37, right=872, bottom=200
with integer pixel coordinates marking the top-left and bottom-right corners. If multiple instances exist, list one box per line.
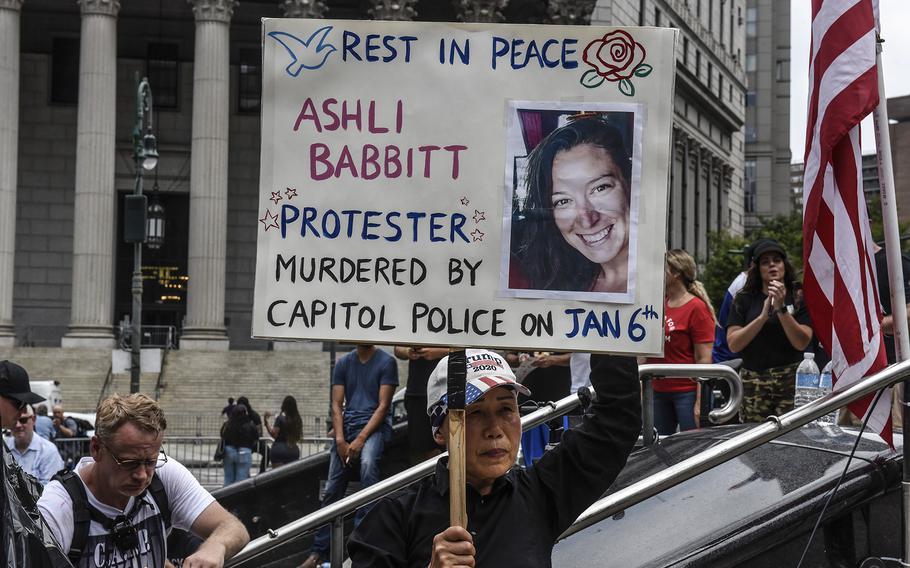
left=802, top=0, right=890, bottom=443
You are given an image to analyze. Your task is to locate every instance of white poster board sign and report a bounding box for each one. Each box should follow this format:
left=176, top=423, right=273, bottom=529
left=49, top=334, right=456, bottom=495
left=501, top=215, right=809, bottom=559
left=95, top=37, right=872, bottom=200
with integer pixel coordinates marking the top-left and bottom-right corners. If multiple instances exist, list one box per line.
left=253, top=19, right=676, bottom=355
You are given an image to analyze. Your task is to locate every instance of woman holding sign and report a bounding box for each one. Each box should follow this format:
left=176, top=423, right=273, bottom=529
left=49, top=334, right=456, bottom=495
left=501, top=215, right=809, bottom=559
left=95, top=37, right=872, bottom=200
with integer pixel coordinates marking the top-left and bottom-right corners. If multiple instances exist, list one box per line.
left=512, top=115, right=632, bottom=294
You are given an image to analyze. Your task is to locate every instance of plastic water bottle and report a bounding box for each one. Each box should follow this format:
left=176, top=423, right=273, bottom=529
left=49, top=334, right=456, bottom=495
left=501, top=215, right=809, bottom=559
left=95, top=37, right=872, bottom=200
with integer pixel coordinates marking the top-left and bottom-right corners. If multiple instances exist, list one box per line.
left=794, top=352, right=820, bottom=411
left=816, top=360, right=838, bottom=425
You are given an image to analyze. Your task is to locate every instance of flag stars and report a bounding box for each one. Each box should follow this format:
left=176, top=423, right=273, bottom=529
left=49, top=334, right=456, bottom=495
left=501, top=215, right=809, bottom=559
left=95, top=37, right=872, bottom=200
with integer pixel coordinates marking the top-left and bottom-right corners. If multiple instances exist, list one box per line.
left=269, top=191, right=283, bottom=205
left=285, top=187, right=298, bottom=200
left=473, top=209, right=486, bottom=224
left=259, top=209, right=279, bottom=232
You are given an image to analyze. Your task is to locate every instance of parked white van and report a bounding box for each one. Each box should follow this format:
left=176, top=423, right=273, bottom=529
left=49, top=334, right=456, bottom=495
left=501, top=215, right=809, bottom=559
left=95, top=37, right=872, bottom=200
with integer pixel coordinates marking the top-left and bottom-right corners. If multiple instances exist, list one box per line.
left=28, top=380, right=63, bottom=409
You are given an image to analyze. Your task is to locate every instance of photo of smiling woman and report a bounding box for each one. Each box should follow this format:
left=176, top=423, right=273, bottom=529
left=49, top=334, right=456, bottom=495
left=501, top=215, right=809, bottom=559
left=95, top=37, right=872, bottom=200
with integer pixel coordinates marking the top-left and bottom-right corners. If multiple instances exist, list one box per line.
left=502, top=106, right=640, bottom=302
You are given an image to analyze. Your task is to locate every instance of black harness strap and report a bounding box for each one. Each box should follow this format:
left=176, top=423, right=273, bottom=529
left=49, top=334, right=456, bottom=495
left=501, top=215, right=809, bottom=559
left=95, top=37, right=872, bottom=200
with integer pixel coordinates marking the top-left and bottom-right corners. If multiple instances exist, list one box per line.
left=52, top=470, right=171, bottom=565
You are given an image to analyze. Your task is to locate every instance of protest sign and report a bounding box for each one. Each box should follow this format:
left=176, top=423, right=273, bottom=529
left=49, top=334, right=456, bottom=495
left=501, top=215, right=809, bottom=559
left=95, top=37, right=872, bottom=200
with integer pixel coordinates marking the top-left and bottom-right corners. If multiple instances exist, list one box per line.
left=253, top=19, right=677, bottom=355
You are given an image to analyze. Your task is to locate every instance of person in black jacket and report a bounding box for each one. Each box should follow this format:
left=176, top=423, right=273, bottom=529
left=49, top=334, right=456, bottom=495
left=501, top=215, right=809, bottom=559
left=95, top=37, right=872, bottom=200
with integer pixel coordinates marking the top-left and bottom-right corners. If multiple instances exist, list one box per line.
left=346, top=349, right=641, bottom=567
left=221, top=405, right=258, bottom=486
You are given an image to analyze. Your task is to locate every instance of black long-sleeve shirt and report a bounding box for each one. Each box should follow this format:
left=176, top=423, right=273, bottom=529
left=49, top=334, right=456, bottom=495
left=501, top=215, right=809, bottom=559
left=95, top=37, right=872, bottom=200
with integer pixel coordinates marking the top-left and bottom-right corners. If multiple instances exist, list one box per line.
left=347, top=353, right=642, bottom=568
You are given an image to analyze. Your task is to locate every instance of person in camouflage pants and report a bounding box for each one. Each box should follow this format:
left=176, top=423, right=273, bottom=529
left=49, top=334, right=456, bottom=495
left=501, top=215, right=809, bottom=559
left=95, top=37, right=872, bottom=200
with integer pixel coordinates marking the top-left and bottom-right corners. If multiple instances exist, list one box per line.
left=739, top=362, right=800, bottom=423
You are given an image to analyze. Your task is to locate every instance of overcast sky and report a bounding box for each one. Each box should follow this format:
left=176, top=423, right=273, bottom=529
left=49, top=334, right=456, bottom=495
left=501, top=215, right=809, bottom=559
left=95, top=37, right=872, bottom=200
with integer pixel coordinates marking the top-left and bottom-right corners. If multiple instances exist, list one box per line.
left=789, top=0, right=910, bottom=163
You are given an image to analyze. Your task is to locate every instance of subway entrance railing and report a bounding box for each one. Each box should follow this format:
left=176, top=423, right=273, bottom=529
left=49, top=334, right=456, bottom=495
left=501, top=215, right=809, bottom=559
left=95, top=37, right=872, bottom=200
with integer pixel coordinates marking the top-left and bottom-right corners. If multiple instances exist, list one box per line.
left=226, top=363, right=746, bottom=567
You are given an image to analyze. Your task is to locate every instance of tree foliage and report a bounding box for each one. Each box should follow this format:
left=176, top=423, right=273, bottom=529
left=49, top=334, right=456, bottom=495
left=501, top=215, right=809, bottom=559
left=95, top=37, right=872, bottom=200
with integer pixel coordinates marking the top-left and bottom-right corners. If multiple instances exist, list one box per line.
left=700, top=203, right=908, bottom=309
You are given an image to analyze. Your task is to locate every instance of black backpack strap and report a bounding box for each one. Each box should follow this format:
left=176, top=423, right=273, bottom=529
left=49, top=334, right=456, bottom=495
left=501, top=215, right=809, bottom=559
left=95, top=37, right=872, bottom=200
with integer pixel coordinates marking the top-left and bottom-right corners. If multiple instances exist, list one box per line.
left=52, top=469, right=91, bottom=565
left=148, top=474, right=171, bottom=530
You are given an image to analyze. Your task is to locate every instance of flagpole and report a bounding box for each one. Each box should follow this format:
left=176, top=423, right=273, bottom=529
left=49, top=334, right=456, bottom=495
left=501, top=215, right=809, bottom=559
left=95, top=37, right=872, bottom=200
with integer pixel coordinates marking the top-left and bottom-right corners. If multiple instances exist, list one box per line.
left=871, top=33, right=910, bottom=566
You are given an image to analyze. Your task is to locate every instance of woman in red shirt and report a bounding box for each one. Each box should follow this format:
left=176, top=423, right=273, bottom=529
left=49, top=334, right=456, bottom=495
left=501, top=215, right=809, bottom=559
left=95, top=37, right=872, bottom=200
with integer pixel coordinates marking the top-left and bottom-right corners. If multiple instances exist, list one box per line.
left=646, top=249, right=716, bottom=435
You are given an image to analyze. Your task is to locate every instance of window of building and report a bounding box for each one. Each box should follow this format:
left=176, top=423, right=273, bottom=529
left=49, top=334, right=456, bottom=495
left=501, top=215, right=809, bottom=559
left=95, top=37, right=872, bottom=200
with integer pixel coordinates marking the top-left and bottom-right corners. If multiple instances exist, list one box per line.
left=695, top=50, right=701, bottom=80
left=146, top=43, right=179, bottom=109
left=708, top=0, right=714, bottom=31
left=745, top=126, right=757, bottom=143
left=746, top=90, right=757, bottom=106
left=707, top=63, right=713, bottom=90
left=728, top=83, right=733, bottom=102
left=655, top=7, right=661, bottom=26
left=238, top=48, right=261, bottom=113
left=744, top=159, right=757, bottom=213
left=718, top=75, right=723, bottom=99
left=746, top=54, right=756, bottom=72
left=746, top=7, right=757, bottom=37
left=776, top=58, right=790, bottom=81
left=51, top=37, right=80, bottom=104
left=683, top=37, right=689, bottom=66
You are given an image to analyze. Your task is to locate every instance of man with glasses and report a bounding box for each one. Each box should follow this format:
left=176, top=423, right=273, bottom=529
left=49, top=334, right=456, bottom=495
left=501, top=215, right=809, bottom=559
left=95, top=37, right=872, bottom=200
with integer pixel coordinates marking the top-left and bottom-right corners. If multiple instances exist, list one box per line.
left=38, top=393, right=250, bottom=568
left=4, top=404, right=64, bottom=485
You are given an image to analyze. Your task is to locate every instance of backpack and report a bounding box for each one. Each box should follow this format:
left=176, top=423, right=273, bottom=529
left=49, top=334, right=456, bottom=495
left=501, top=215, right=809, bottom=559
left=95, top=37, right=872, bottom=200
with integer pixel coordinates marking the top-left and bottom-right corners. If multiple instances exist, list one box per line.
left=52, top=469, right=171, bottom=565
left=68, top=416, right=94, bottom=438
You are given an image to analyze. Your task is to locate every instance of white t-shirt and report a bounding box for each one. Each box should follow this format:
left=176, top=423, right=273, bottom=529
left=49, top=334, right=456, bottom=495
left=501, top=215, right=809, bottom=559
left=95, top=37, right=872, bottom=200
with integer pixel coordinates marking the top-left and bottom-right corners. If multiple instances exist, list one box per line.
left=38, top=456, right=215, bottom=568
left=569, top=352, right=592, bottom=394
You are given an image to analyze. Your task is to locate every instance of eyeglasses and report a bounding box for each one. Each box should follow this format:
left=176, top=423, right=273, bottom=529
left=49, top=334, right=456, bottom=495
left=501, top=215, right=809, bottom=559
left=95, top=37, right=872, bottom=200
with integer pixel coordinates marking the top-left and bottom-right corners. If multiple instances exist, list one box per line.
left=16, top=416, right=31, bottom=425
left=101, top=441, right=168, bottom=471
left=1, top=395, right=26, bottom=411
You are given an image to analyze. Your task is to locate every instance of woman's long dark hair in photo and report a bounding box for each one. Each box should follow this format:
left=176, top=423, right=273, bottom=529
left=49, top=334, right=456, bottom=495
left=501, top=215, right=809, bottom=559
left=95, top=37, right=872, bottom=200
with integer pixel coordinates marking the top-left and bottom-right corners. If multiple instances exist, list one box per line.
left=518, top=116, right=632, bottom=291
left=281, top=395, right=303, bottom=446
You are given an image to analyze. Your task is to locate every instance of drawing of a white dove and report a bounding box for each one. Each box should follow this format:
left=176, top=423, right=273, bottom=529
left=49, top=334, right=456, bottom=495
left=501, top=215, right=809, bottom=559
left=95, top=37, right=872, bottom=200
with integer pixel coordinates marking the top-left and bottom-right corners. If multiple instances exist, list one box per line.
left=268, top=26, right=337, bottom=76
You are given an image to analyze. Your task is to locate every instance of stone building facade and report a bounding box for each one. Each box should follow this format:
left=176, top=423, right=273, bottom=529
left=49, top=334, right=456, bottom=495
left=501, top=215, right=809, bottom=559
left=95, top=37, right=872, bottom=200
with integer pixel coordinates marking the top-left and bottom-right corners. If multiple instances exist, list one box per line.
left=592, top=0, right=747, bottom=259
left=1, top=0, right=746, bottom=351
left=742, top=0, right=791, bottom=229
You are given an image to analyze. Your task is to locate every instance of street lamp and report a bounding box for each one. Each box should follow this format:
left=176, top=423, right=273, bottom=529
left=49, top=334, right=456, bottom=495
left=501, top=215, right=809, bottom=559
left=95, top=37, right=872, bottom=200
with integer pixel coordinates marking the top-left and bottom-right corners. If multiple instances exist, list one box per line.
left=125, top=77, right=157, bottom=394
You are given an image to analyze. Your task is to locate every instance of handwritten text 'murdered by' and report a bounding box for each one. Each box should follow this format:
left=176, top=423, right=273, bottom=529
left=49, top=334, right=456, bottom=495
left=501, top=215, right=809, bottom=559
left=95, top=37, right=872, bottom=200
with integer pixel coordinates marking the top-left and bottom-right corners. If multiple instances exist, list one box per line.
left=292, top=98, right=468, bottom=181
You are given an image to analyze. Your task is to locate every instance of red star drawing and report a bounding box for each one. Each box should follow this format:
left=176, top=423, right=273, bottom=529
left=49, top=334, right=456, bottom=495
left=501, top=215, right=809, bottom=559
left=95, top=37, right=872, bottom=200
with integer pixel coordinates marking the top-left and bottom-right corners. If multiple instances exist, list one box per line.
left=285, top=187, right=298, bottom=200
left=473, top=209, right=486, bottom=224
left=460, top=196, right=470, bottom=206
left=470, top=228, right=485, bottom=242
left=259, top=209, right=280, bottom=232
left=269, top=191, right=283, bottom=204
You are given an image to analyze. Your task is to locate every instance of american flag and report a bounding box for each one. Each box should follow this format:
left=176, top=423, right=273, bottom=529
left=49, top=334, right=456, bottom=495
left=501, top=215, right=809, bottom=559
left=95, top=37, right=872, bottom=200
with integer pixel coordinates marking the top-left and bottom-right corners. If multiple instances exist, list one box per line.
left=802, top=0, right=890, bottom=443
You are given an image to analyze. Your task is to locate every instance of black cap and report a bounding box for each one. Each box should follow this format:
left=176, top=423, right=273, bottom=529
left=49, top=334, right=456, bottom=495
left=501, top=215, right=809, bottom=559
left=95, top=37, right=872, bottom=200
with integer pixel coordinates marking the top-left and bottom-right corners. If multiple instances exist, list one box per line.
left=0, top=360, right=45, bottom=405
left=751, top=239, right=787, bottom=263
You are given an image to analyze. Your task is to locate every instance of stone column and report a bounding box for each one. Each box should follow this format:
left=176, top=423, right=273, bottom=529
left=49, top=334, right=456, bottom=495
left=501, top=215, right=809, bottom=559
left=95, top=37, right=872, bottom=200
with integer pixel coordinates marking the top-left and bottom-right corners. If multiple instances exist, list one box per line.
left=454, top=0, right=508, bottom=22
left=62, top=0, right=120, bottom=349
left=281, top=0, right=327, bottom=18
left=369, top=0, right=418, bottom=20
left=0, top=0, right=23, bottom=347
left=180, top=0, right=235, bottom=351
left=547, top=0, right=596, bottom=25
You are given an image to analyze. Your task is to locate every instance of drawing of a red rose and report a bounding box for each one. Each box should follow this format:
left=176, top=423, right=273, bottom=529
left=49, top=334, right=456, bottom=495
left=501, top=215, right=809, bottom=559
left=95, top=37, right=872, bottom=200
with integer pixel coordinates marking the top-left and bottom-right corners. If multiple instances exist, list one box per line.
left=580, top=31, right=652, bottom=97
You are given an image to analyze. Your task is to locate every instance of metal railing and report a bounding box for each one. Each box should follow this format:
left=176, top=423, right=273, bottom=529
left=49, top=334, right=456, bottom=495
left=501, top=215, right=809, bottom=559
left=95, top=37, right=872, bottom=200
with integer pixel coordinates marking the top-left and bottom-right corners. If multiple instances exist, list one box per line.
left=52, top=435, right=333, bottom=490
left=639, top=363, right=744, bottom=445
left=117, top=324, right=178, bottom=350
left=226, top=363, right=745, bottom=567
left=561, top=359, right=910, bottom=539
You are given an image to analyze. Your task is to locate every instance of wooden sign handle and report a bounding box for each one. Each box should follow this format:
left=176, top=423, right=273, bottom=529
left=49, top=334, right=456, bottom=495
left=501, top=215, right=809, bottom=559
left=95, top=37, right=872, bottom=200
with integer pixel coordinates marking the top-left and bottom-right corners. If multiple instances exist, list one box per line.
left=447, top=348, right=467, bottom=528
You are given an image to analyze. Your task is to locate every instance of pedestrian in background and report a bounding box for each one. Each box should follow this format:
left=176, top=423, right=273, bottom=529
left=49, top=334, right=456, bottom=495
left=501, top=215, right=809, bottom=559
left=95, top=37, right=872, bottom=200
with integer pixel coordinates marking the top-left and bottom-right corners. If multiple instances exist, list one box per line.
left=33, top=403, right=55, bottom=441
left=726, top=240, right=814, bottom=423
left=299, top=344, right=398, bottom=568
left=4, top=404, right=63, bottom=485
left=237, top=395, right=267, bottom=472
left=393, top=345, right=448, bottom=464
left=221, top=404, right=258, bottom=486
left=645, top=249, right=716, bottom=435
left=264, top=395, right=303, bottom=468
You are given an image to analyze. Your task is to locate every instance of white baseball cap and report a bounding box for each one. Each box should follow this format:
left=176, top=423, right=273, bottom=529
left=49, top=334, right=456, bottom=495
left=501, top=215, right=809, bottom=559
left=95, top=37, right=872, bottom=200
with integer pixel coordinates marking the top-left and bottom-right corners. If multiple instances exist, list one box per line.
left=426, top=350, right=530, bottom=433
